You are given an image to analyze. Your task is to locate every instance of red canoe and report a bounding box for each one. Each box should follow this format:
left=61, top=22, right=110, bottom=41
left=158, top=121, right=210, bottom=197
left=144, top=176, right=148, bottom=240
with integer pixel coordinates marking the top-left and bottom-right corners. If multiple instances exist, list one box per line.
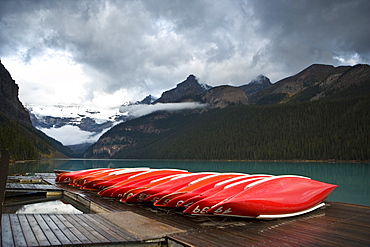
left=120, top=174, right=187, bottom=202
left=179, top=175, right=271, bottom=208
left=98, top=169, right=188, bottom=197
left=70, top=168, right=122, bottom=187
left=153, top=173, right=247, bottom=208
left=206, top=176, right=337, bottom=219
left=55, top=168, right=111, bottom=183
left=138, top=173, right=217, bottom=203
left=183, top=176, right=270, bottom=215
left=88, top=170, right=150, bottom=191
left=81, top=168, right=150, bottom=191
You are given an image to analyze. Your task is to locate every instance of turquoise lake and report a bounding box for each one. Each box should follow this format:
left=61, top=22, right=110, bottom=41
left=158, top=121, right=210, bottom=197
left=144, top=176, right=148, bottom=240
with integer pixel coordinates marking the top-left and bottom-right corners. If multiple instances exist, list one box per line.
left=9, top=159, right=370, bottom=207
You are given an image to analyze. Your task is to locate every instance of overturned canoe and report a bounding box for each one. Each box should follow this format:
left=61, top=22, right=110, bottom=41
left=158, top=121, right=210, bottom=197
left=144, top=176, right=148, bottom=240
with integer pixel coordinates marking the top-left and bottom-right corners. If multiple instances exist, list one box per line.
left=81, top=168, right=151, bottom=191
left=140, top=173, right=217, bottom=203
left=56, top=168, right=111, bottom=184
left=206, top=176, right=337, bottom=219
left=153, top=173, right=246, bottom=208
left=184, top=176, right=269, bottom=215
left=98, top=169, right=188, bottom=198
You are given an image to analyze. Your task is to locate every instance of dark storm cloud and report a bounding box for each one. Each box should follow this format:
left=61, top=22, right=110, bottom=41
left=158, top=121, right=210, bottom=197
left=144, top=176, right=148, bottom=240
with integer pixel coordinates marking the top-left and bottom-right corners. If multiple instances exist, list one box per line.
left=249, top=0, right=370, bottom=73
left=1, top=0, right=369, bottom=103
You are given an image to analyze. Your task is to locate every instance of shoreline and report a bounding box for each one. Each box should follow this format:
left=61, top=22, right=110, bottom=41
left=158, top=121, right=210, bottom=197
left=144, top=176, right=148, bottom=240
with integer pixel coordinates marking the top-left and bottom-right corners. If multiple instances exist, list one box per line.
left=13, top=158, right=370, bottom=164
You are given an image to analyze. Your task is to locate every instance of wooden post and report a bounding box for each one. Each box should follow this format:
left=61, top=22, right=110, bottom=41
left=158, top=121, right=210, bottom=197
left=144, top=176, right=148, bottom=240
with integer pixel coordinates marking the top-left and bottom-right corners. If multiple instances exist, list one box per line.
left=0, top=150, right=10, bottom=229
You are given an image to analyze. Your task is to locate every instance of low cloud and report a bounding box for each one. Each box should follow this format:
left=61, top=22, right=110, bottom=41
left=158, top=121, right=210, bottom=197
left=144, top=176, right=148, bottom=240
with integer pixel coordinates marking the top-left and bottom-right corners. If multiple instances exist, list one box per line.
left=39, top=125, right=107, bottom=146
left=119, top=102, right=207, bottom=118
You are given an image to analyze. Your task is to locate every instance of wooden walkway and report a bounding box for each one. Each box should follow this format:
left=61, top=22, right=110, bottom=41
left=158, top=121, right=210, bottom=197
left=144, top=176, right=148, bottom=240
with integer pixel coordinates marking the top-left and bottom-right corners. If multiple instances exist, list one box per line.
left=1, top=213, right=139, bottom=246
left=2, top=175, right=370, bottom=246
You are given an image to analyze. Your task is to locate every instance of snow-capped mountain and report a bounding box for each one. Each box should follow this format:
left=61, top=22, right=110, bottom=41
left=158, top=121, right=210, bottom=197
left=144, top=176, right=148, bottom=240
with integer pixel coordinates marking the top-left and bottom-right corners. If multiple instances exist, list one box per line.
left=26, top=104, right=129, bottom=146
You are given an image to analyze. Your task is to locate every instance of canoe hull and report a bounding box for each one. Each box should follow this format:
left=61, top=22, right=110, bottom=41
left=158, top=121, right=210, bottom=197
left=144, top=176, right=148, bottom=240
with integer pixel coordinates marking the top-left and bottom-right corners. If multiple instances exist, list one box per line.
left=207, top=176, right=337, bottom=218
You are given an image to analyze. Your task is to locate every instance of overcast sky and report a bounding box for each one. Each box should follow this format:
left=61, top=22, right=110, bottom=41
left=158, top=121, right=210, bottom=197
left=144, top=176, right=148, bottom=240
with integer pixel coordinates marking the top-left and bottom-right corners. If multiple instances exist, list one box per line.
left=1, top=0, right=369, bottom=109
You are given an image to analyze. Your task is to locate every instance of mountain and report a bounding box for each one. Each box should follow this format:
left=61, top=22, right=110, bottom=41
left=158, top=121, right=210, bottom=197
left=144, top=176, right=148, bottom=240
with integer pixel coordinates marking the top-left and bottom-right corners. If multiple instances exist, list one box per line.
left=27, top=94, right=160, bottom=147
left=239, top=74, right=272, bottom=98
left=202, top=85, right=249, bottom=108
left=0, top=60, right=74, bottom=160
left=0, top=60, right=32, bottom=126
left=84, top=63, right=370, bottom=161
left=155, top=74, right=212, bottom=103
left=155, top=74, right=249, bottom=108
left=136, top=94, right=158, bottom=104
left=251, top=64, right=370, bottom=104
left=26, top=104, right=125, bottom=145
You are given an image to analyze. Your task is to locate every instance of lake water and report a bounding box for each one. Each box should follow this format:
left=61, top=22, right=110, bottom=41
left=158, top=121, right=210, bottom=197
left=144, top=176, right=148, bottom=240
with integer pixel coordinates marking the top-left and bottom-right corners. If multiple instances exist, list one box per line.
left=8, top=159, right=370, bottom=207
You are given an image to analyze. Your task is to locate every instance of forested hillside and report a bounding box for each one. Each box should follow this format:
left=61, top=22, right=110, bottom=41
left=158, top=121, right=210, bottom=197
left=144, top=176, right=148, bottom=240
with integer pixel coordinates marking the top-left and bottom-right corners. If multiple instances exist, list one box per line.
left=0, top=111, right=75, bottom=160
left=102, top=94, right=370, bottom=161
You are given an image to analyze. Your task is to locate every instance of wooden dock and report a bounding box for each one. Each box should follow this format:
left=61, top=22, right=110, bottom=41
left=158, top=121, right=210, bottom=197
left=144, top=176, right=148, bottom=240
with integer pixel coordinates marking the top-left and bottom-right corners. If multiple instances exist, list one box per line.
left=2, top=174, right=370, bottom=246
left=1, top=213, right=140, bottom=246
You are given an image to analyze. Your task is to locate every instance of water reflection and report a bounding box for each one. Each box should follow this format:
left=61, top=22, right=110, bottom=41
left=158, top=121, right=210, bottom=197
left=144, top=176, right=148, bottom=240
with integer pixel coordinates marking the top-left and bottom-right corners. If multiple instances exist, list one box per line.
left=8, top=159, right=370, bottom=207
left=15, top=200, right=84, bottom=214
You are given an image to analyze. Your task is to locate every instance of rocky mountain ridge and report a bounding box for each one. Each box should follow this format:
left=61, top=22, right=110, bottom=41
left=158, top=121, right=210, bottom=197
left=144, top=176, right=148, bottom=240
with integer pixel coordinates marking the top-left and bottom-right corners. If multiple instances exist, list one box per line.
left=153, top=74, right=252, bottom=108
left=251, top=64, right=370, bottom=104
left=202, top=85, right=249, bottom=108
left=0, top=60, right=32, bottom=126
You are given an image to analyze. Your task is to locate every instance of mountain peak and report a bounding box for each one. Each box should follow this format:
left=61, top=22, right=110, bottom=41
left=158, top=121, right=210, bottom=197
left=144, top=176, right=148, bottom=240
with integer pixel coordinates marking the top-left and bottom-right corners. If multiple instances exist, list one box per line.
left=250, top=75, right=271, bottom=85
left=137, top=94, right=158, bottom=105
left=239, top=75, right=272, bottom=98
left=187, top=74, right=196, bottom=80
left=156, top=74, right=211, bottom=103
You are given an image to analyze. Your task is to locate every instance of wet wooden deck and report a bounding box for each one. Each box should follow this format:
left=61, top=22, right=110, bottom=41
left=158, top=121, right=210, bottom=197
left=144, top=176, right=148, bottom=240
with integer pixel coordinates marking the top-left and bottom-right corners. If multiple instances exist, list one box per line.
left=2, top=175, right=370, bottom=246
left=1, top=213, right=139, bottom=246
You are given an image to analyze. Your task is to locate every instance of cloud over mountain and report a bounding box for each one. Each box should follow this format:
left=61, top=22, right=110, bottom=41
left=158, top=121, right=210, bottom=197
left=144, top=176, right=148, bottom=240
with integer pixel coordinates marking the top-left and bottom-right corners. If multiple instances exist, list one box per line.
left=1, top=0, right=369, bottom=108
left=119, top=102, right=207, bottom=118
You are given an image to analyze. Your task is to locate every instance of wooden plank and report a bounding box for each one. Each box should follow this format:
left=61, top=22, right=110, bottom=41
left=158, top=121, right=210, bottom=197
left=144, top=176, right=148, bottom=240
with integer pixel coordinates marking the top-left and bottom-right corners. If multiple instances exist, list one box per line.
left=77, top=214, right=122, bottom=242
left=48, top=214, right=82, bottom=245
left=57, top=214, right=92, bottom=244
left=33, top=214, right=62, bottom=246
left=73, top=214, right=110, bottom=243
left=40, top=214, right=72, bottom=245
left=18, top=214, right=39, bottom=246
left=1, top=214, right=14, bottom=247
left=8, top=214, right=27, bottom=247
left=62, top=214, right=101, bottom=243
left=82, top=214, right=134, bottom=242
left=25, top=214, right=50, bottom=246
left=92, top=214, right=139, bottom=241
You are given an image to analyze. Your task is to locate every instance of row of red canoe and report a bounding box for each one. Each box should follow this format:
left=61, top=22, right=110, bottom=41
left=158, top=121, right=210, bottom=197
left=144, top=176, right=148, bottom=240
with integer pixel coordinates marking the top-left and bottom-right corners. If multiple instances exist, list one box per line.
left=55, top=168, right=337, bottom=219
